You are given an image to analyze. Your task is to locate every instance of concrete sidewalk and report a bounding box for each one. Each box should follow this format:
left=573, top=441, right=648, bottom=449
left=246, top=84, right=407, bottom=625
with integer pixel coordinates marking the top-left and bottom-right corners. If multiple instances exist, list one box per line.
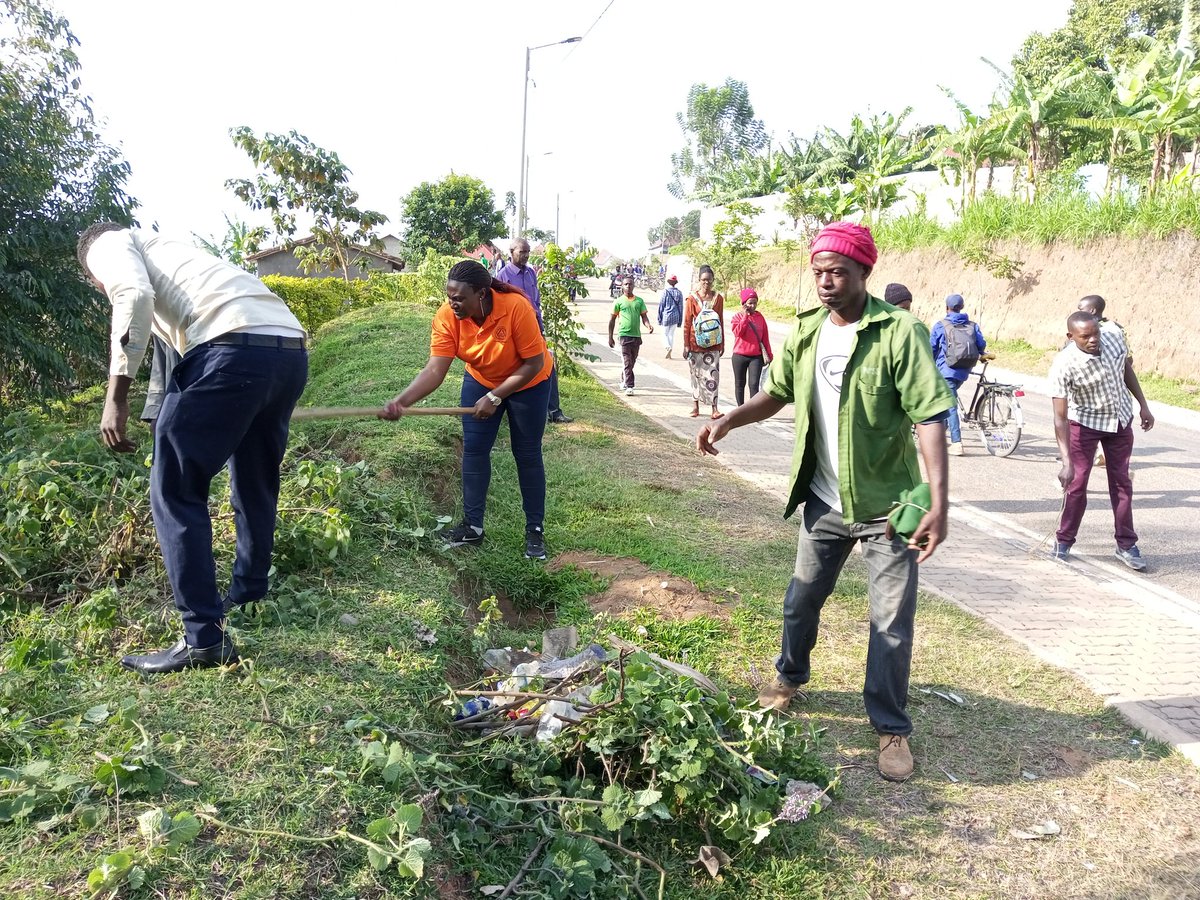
left=574, top=329, right=1200, bottom=766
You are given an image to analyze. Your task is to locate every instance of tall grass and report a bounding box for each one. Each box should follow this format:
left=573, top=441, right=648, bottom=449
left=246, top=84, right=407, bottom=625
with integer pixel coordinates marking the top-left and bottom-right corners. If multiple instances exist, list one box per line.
left=873, top=186, right=1200, bottom=253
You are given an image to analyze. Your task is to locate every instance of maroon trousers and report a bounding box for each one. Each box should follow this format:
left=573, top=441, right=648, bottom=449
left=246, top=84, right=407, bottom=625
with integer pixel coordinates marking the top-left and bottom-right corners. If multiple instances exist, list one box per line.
left=1056, top=420, right=1137, bottom=550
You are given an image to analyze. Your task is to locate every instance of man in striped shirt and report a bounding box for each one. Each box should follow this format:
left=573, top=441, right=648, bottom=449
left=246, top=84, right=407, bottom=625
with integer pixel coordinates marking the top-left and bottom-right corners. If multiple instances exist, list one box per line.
left=1050, top=311, right=1154, bottom=570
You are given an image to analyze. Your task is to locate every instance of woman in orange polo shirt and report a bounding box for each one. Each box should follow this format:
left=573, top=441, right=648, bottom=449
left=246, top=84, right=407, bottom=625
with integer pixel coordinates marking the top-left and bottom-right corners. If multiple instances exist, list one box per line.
left=382, top=260, right=554, bottom=560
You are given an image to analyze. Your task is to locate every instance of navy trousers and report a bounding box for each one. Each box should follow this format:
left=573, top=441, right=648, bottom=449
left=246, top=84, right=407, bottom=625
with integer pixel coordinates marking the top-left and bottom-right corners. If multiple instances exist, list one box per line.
left=150, top=341, right=308, bottom=647
left=460, top=372, right=550, bottom=531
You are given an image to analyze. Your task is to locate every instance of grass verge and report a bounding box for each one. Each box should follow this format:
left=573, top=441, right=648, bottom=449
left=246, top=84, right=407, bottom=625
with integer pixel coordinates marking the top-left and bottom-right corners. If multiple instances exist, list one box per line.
left=2, top=299, right=1199, bottom=898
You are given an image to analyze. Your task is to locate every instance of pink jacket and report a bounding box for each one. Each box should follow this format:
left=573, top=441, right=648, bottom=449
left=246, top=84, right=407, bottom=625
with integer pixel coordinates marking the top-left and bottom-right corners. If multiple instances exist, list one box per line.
left=730, top=310, right=773, bottom=359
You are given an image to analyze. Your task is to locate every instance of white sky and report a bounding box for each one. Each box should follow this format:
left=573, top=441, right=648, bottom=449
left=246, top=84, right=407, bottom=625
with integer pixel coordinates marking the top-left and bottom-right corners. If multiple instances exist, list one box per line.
left=55, top=0, right=1072, bottom=257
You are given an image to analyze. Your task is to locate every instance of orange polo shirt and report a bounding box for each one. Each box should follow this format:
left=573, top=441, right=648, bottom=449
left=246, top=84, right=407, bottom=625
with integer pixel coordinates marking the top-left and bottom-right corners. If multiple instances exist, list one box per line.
left=430, top=289, right=553, bottom=390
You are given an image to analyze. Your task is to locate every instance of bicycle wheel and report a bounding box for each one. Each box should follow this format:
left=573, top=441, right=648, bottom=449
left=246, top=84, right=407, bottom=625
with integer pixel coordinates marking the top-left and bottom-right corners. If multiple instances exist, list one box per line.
left=973, top=388, right=1022, bottom=457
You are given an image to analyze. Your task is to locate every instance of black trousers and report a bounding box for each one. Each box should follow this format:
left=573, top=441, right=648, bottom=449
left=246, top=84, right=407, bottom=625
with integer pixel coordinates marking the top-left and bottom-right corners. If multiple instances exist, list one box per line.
left=731, top=353, right=765, bottom=406
left=151, top=340, right=308, bottom=647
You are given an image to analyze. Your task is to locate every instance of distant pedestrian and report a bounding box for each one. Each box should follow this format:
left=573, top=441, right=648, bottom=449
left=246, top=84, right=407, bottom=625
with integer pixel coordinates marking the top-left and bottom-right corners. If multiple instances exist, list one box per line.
left=683, top=265, right=725, bottom=419
left=729, top=288, right=774, bottom=406
left=696, top=221, right=953, bottom=783
left=657, top=275, right=684, bottom=359
left=883, top=282, right=913, bottom=312
left=496, top=238, right=572, bottom=424
left=929, top=293, right=986, bottom=456
left=1050, top=311, right=1155, bottom=571
left=608, top=275, right=653, bottom=396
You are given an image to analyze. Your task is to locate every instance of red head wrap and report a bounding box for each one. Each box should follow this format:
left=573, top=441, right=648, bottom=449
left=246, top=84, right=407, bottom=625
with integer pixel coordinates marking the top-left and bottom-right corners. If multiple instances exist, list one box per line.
left=809, top=221, right=878, bottom=269
left=739, top=288, right=758, bottom=304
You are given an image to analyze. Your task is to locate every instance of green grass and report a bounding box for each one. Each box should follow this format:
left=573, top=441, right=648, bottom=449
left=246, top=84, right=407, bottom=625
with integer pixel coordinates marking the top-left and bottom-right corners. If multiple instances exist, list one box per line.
left=3, top=299, right=1199, bottom=898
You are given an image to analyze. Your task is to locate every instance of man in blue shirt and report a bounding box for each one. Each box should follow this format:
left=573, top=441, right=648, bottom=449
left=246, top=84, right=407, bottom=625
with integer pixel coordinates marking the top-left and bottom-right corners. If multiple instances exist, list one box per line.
left=496, top=238, right=571, bottom=424
left=930, top=294, right=987, bottom=456
left=657, top=275, right=684, bottom=359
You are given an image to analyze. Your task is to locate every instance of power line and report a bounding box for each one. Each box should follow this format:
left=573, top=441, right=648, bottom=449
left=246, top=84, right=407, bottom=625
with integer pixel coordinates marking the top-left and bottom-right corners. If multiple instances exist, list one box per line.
left=564, top=0, right=616, bottom=59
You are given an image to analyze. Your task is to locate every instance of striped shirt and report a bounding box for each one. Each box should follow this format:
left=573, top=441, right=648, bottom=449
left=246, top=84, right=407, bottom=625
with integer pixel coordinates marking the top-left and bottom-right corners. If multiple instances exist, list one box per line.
left=1049, top=329, right=1132, bottom=432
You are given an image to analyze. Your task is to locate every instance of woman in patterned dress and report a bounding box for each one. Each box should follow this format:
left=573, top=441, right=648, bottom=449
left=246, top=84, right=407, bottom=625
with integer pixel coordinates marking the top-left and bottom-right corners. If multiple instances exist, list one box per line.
left=682, top=265, right=726, bottom=419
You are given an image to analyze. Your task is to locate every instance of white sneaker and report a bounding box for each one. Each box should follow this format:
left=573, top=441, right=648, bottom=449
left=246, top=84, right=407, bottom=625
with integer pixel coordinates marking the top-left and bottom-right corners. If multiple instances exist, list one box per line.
left=624, top=387, right=635, bottom=396
left=949, top=442, right=964, bottom=456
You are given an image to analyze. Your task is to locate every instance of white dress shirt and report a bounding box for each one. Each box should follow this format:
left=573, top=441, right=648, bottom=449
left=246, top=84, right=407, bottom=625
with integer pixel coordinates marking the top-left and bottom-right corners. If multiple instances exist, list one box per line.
left=85, top=229, right=305, bottom=377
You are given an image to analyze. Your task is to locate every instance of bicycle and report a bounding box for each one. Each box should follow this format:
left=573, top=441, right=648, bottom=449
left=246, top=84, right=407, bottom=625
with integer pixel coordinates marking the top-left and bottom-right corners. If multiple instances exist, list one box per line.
left=956, top=353, right=1025, bottom=457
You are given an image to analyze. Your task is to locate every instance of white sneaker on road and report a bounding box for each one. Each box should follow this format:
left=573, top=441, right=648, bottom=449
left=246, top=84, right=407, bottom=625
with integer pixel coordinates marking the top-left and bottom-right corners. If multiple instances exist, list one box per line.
left=949, top=442, right=964, bottom=456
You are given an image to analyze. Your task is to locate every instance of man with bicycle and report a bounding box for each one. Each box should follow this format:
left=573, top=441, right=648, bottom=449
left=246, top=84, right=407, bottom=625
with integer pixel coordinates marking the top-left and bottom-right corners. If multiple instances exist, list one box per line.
left=930, top=294, right=987, bottom=456
left=696, top=222, right=953, bottom=782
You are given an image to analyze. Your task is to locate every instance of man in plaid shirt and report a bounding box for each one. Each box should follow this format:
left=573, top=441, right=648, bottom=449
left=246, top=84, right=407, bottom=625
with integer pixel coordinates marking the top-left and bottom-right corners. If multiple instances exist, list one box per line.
left=1050, top=310, right=1155, bottom=570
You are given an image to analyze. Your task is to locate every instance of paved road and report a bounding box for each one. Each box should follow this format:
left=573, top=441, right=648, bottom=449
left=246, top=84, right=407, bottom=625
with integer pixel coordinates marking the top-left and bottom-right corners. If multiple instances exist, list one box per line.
left=577, top=278, right=1200, bottom=602
left=570, top=277, right=1200, bottom=762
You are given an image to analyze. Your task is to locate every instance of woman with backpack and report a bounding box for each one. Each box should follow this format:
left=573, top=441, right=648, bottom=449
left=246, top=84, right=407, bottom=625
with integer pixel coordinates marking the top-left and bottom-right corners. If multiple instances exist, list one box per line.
left=729, top=288, right=774, bottom=406
left=683, top=265, right=726, bottom=419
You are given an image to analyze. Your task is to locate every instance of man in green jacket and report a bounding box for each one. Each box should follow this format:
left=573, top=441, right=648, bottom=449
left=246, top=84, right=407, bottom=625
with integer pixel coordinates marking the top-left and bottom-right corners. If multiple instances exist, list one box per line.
left=696, top=222, right=952, bottom=782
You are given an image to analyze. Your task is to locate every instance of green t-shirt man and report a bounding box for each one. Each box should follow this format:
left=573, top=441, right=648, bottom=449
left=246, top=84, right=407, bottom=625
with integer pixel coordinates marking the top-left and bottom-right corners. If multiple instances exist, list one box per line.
left=612, top=295, right=649, bottom=338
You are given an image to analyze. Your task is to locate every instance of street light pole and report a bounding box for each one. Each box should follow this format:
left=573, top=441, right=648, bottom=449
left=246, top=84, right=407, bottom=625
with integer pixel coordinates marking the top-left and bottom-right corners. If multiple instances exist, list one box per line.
left=517, top=35, right=581, bottom=238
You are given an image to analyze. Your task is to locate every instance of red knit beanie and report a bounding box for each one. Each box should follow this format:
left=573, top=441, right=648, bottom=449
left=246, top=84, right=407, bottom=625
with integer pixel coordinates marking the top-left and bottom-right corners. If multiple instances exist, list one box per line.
left=810, top=222, right=878, bottom=269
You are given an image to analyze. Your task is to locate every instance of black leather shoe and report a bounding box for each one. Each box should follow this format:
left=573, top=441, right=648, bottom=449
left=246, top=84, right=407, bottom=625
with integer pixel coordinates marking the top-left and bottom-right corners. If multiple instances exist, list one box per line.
left=120, top=636, right=239, bottom=674
left=548, top=412, right=574, bottom=424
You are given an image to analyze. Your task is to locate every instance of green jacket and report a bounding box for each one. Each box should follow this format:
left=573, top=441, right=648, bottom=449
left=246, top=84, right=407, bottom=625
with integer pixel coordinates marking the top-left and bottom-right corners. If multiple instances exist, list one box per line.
left=764, top=294, right=953, bottom=523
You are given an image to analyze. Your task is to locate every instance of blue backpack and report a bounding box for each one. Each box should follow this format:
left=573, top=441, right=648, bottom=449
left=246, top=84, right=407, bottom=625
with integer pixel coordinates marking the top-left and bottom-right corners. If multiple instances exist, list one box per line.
left=693, top=301, right=723, bottom=349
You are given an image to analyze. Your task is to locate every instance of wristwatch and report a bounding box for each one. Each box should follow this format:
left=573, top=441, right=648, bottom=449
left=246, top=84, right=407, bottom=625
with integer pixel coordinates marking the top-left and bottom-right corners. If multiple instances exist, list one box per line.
left=486, top=391, right=502, bottom=406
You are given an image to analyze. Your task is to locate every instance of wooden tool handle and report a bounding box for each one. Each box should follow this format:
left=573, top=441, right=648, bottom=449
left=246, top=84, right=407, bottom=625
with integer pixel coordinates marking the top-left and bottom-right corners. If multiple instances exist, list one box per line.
left=291, top=406, right=474, bottom=420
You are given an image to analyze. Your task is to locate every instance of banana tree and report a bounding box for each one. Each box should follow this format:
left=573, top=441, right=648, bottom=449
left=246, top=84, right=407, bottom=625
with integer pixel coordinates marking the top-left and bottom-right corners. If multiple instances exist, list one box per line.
left=986, top=58, right=1094, bottom=191
left=934, top=89, right=1024, bottom=209
left=1110, top=34, right=1200, bottom=192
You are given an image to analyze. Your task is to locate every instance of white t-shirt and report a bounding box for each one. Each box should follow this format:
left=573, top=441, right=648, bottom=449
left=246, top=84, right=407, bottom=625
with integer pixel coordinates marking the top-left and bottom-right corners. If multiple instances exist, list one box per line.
left=809, top=315, right=857, bottom=512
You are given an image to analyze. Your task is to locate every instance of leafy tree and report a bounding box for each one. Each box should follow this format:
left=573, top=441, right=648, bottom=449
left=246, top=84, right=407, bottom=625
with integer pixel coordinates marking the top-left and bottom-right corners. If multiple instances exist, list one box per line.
left=524, top=226, right=555, bottom=243
left=398, top=173, right=505, bottom=264
left=1014, top=0, right=1180, bottom=86
left=689, top=202, right=761, bottom=291
left=533, top=244, right=598, bottom=375
left=669, top=79, right=768, bottom=199
left=647, top=211, right=701, bottom=251
left=225, top=127, right=387, bottom=281
left=0, top=0, right=137, bottom=406
left=193, top=215, right=266, bottom=271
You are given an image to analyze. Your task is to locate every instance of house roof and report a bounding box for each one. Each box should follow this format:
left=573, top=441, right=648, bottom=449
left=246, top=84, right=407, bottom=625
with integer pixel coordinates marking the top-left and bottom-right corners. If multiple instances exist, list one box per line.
left=247, top=235, right=406, bottom=268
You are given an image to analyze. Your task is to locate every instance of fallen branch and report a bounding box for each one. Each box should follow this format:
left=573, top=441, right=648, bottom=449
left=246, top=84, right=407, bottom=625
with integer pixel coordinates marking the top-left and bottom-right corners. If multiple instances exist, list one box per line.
left=498, top=837, right=550, bottom=899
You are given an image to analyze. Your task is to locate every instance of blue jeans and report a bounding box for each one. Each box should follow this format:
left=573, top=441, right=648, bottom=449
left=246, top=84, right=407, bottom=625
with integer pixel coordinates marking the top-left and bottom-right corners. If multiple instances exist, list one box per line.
left=777, top=493, right=919, bottom=735
left=151, top=341, right=308, bottom=647
left=460, top=373, right=550, bottom=531
left=945, top=376, right=964, bottom=443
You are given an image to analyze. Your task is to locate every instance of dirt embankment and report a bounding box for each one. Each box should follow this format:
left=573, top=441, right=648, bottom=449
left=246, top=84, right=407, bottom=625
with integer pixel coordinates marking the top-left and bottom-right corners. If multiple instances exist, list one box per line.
left=750, top=235, right=1200, bottom=380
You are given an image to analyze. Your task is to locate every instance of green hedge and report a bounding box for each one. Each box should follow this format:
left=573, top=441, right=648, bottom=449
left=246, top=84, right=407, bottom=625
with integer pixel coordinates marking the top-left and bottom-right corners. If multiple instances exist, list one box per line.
left=264, top=251, right=464, bottom=336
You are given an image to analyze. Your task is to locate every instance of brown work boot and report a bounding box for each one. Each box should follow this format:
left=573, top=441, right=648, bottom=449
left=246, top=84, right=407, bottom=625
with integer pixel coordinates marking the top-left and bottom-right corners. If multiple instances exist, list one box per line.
left=756, top=675, right=805, bottom=711
left=878, top=734, right=914, bottom=782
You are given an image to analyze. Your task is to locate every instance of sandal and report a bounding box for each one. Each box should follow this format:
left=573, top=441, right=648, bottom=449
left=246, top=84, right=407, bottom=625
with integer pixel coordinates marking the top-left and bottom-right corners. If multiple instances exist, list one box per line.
left=711, top=411, right=724, bottom=420
left=689, top=408, right=700, bottom=418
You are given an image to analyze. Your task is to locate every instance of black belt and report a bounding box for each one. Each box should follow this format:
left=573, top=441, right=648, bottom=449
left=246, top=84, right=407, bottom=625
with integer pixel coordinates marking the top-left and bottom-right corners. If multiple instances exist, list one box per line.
left=208, top=332, right=306, bottom=350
